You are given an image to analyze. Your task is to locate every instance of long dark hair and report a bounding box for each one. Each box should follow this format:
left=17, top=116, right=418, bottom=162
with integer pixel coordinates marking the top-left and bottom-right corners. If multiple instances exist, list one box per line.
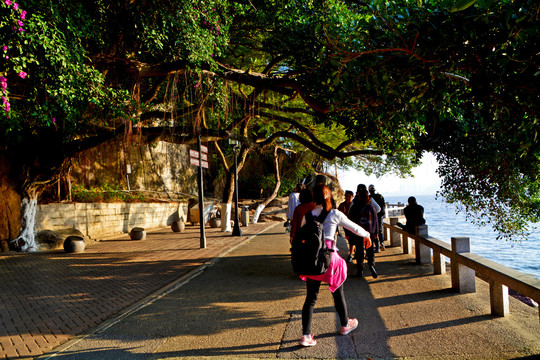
left=313, top=183, right=333, bottom=212
left=358, top=189, right=370, bottom=205
left=299, top=188, right=313, bottom=204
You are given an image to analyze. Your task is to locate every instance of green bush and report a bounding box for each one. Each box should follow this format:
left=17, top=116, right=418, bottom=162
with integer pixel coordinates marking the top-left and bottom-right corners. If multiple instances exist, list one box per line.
left=71, top=185, right=149, bottom=203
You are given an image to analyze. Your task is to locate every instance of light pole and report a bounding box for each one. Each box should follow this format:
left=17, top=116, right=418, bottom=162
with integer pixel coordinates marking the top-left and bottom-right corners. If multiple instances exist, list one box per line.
left=231, top=141, right=242, bottom=237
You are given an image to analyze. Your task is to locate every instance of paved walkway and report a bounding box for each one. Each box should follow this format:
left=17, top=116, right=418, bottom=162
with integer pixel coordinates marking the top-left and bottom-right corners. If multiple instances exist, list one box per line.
left=0, top=222, right=274, bottom=359
left=1, top=222, right=539, bottom=359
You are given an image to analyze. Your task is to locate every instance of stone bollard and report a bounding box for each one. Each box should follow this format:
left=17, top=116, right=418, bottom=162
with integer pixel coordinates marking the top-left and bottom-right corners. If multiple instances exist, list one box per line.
left=389, top=217, right=401, bottom=247
left=415, top=225, right=431, bottom=264
left=241, top=206, right=249, bottom=227
left=451, top=237, right=476, bottom=293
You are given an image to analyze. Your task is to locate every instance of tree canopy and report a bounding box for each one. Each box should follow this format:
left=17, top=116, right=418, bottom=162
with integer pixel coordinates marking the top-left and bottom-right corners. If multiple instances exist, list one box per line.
left=1, top=0, right=539, bottom=240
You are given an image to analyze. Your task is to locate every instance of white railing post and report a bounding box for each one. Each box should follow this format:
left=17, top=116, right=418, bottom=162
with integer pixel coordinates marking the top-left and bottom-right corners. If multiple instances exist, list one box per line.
left=389, top=217, right=401, bottom=248
left=489, top=280, right=509, bottom=317
left=415, top=225, right=431, bottom=264
left=451, top=237, right=476, bottom=293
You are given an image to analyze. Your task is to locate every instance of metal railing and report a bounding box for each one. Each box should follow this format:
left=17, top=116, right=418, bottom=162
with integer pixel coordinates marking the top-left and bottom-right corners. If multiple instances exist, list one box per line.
left=383, top=218, right=540, bottom=322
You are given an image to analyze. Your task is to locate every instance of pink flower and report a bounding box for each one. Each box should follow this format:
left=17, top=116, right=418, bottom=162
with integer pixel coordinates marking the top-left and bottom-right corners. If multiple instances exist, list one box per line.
left=2, top=46, right=7, bottom=52
left=20, top=10, right=26, bottom=19
left=18, top=71, right=27, bottom=79
left=1, top=96, right=6, bottom=104
left=52, top=117, right=56, bottom=124
left=194, top=83, right=201, bottom=88
left=17, top=20, right=23, bottom=26
left=4, top=0, right=12, bottom=6
left=13, top=2, right=18, bottom=10
left=0, top=78, right=7, bottom=92
left=4, top=102, right=10, bottom=112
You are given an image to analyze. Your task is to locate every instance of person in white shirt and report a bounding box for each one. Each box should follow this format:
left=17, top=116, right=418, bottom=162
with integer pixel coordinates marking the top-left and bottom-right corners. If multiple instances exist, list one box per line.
left=285, top=184, right=303, bottom=231
left=297, top=184, right=371, bottom=347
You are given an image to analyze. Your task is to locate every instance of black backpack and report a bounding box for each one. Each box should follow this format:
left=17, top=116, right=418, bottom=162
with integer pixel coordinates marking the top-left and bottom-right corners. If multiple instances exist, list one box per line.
left=291, top=210, right=334, bottom=275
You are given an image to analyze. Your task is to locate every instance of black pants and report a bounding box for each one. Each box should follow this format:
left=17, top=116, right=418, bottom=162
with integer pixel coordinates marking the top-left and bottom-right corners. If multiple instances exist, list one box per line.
left=376, top=215, right=384, bottom=249
left=357, top=234, right=375, bottom=267
left=302, top=279, right=348, bottom=335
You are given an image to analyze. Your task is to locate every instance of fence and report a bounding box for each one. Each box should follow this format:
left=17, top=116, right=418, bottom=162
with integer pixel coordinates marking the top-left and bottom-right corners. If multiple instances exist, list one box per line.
left=385, top=202, right=405, bottom=217
left=383, top=218, right=540, bottom=322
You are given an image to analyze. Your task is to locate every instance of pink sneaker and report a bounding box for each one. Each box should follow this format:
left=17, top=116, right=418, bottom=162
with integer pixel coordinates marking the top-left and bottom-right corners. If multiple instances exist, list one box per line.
left=340, top=318, right=358, bottom=335
left=299, top=334, right=317, bottom=347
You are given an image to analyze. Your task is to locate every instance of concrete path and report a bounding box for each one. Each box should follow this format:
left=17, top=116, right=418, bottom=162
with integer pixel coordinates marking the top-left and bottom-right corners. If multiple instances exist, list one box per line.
left=31, top=223, right=540, bottom=360
left=0, top=222, right=274, bottom=360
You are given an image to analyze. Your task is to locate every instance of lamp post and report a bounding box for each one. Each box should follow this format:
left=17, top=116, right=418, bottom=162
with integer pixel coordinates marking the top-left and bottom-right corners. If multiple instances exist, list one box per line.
left=231, top=140, right=242, bottom=237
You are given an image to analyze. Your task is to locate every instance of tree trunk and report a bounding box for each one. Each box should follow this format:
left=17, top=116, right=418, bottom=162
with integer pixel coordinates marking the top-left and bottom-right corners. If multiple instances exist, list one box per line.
left=220, top=145, right=249, bottom=231
left=252, top=146, right=281, bottom=223
left=12, top=196, right=38, bottom=251
left=220, top=170, right=235, bottom=232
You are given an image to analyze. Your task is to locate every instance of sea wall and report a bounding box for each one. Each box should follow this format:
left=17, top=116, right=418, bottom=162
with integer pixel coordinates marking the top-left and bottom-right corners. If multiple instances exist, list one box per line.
left=35, top=202, right=188, bottom=239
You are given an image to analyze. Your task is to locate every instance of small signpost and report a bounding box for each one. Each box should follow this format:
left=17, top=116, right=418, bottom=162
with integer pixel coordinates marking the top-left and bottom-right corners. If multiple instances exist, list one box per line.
left=190, top=137, right=208, bottom=248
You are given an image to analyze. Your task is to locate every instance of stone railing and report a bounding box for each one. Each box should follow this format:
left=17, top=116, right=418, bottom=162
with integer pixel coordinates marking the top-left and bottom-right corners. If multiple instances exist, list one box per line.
left=383, top=218, right=540, bottom=322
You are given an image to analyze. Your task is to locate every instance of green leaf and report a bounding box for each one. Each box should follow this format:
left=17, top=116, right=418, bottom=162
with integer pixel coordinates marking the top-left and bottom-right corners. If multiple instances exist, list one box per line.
left=450, top=0, right=477, bottom=12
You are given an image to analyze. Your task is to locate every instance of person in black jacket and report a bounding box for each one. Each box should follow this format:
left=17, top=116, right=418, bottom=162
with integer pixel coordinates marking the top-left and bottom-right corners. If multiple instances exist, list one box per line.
left=348, top=186, right=379, bottom=278
left=397, top=196, right=426, bottom=234
left=368, top=184, right=386, bottom=252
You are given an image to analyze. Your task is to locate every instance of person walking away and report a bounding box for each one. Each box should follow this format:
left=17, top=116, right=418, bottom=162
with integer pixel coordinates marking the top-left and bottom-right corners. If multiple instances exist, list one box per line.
left=285, top=183, right=304, bottom=232
left=348, top=187, right=379, bottom=278
left=397, top=196, right=426, bottom=234
left=289, top=188, right=316, bottom=243
left=368, top=184, right=386, bottom=252
left=296, top=184, right=371, bottom=347
left=357, top=184, right=381, bottom=214
left=338, top=190, right=355, bottom=262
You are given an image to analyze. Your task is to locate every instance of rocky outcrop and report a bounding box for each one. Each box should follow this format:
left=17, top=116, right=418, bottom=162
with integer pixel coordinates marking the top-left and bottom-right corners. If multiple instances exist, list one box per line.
left=0, top=155, right=21, bottom=243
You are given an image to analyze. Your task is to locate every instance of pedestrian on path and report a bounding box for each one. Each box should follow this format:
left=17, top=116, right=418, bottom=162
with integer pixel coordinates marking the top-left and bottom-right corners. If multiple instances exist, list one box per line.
left=296, top=184, right=371, bottom=347
left=338, top=190, right=355, bottom=262
left=285, top=183, right=304, bottom=232
left=289, top=188, right=316, bottom=242
left=348, top=187, right=379, bottom=278
left=368, top=184, right=386, bottom=252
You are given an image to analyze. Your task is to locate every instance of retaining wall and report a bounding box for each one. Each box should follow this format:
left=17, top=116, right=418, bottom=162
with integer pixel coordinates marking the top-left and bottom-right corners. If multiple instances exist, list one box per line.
left=35, top=202, right=188, bottom=239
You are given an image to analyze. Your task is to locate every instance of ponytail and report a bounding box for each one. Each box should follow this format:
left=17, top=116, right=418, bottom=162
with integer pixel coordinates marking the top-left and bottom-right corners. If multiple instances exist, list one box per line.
left=313, top=183, right=332, bottom=212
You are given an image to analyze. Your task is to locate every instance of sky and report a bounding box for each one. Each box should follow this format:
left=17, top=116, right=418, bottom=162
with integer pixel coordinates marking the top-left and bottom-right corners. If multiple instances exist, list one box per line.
left=336, top=152, right=442, bottom=197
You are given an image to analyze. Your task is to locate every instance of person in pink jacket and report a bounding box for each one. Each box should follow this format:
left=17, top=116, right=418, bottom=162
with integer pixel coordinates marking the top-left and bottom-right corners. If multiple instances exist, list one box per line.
left=297, top=184, right=372, bottom=347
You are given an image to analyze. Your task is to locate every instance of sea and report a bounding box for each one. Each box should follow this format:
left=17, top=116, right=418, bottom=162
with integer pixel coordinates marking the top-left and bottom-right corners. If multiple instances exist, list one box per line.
left=385, top=194, right=540, bottom=280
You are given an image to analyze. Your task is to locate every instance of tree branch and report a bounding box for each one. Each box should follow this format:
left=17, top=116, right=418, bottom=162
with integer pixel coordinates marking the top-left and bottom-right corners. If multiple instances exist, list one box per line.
left=256, top=131, right=382, bottom=159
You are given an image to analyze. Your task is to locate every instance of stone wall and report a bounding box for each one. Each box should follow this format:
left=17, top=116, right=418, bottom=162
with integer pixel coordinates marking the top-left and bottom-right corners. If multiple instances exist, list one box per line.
left=35, top=202, right=189, bottom=239
left=70, top=139, right=198, bottom=196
